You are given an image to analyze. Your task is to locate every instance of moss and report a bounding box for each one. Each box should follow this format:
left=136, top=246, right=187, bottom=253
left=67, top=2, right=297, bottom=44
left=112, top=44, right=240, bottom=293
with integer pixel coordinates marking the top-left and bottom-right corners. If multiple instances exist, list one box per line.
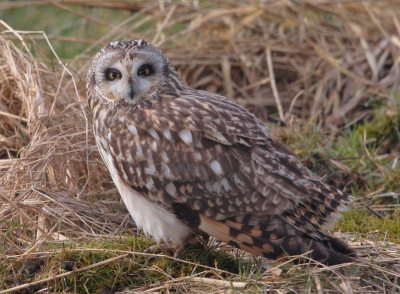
left=336, top=210, right=400, bottom=244
left=1, top=235, right=242, bottom=293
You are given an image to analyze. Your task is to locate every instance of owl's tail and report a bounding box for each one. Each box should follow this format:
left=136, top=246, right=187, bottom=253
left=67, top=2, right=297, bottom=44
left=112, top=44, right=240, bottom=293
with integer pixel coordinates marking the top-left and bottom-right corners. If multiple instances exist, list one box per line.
left=198, top=214, right=356, bottom=265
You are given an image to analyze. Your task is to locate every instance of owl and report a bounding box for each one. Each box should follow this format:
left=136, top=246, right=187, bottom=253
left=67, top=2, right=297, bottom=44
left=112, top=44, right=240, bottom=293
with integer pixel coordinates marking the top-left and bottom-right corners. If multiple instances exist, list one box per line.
left=86, top=39, right=355, bottom=265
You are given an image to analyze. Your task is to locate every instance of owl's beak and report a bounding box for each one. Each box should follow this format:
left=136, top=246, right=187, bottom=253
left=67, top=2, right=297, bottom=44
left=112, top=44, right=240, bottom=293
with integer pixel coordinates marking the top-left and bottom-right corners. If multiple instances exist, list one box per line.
left=129, top=81, right=135, bottom=100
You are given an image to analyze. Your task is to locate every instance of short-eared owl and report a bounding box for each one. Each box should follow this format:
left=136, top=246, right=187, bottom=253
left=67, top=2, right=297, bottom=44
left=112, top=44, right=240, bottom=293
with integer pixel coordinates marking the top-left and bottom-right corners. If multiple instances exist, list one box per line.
left=86, top=39, right=355, bottom=265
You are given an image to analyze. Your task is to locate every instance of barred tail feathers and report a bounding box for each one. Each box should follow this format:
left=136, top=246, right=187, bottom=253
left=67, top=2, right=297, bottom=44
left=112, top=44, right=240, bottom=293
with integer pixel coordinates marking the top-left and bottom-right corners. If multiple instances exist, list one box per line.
left=198, top=214, right=355, bottom=265
left=279, top=179, right=355, bottom=241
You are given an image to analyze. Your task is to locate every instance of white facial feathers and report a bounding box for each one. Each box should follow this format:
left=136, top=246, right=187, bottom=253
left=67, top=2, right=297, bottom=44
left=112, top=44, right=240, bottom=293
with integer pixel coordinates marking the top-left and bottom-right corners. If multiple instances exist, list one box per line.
left=92, top=47, right=166, bottom=104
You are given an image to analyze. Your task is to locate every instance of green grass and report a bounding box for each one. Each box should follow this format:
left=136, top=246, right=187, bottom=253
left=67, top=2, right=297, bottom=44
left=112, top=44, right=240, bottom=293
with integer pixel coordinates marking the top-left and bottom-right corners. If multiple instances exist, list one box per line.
left=337, top=210, right=400, bottom=244
left=1, top=235, right=243, bottom=293
left=1, top=5, right=130, bottom=59
left=272, top=93, right=400, bottom=249
left=0, top=5, right=159, bottom=61
left=0, top=4, right=190, bottom=61
left=276, top=93, right=399, bottom=196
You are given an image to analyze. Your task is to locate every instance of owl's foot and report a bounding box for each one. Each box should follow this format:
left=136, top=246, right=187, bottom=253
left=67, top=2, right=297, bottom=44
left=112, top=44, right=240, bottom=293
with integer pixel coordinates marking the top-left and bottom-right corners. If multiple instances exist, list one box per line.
left=145, top=241, right=184, bottom=258
left=145, top=232, right=209, bottom=258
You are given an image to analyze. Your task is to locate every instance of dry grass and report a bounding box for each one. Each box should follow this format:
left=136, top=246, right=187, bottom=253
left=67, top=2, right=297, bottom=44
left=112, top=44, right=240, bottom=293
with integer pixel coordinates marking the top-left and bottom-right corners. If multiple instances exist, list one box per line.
left=0, top=1, right=399, bottom=293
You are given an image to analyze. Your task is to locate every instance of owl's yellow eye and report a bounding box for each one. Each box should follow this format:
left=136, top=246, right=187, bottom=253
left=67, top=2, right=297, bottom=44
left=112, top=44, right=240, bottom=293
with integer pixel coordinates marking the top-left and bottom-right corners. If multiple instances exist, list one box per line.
left=105, top=69, right=121, bottom=80
left=138, top=64, right=154, bottom=76
left=139, top=68, right=150, bottom=75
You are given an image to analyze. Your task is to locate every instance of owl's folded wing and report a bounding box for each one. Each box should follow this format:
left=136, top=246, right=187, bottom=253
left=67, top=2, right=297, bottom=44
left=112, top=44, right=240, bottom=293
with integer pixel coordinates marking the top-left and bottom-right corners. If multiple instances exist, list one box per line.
left=103, top=90, right=352, bottom=241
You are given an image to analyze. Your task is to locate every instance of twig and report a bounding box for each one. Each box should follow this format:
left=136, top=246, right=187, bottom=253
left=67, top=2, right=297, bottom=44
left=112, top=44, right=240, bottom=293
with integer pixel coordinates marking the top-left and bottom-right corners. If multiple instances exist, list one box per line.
left=363, top=204, right=385, bottom=219
left=187, top=277, right=247, bottom=288
left=0, top=191, right=47, bottom=236
left=0, top=110, right=28, bottom=122
left=266, top=47, right=284, bottom=122
left=222, top=56, right=234, bottom=100
left=288, top=90, right=304, bottom=115
left=313, top=273, right=324, bottom=294
left=152, top=4, right=176, bottom=44
left=360, top=277, right=385, bottom=292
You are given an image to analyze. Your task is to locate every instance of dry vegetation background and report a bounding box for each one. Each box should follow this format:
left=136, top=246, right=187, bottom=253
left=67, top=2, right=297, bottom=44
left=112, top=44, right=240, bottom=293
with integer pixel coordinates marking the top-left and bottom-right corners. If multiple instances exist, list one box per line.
left=0, top=0, right=399, bottom=293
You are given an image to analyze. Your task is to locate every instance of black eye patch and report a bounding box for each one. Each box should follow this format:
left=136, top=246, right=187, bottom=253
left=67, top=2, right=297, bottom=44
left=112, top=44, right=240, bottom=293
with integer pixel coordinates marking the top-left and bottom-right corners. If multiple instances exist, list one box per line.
left=137, top=64, right=154, bottom=77
left=105, top=68, right=122, bottom=81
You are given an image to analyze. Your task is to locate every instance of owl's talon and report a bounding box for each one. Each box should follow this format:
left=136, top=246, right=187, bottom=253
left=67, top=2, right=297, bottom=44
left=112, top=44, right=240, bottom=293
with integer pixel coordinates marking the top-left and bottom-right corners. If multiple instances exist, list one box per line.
left=144, top=241, right=183, bottom=258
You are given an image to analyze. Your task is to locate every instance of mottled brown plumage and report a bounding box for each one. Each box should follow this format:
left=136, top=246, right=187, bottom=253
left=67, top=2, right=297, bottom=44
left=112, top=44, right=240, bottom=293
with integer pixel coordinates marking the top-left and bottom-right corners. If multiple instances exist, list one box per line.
left=86, top=39, right=355, bottom=265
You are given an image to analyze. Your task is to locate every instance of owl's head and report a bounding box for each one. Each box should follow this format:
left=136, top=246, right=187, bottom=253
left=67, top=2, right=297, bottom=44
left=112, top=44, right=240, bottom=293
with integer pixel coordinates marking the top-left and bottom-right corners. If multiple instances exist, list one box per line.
left=87, top=39, right=174, bottom=106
